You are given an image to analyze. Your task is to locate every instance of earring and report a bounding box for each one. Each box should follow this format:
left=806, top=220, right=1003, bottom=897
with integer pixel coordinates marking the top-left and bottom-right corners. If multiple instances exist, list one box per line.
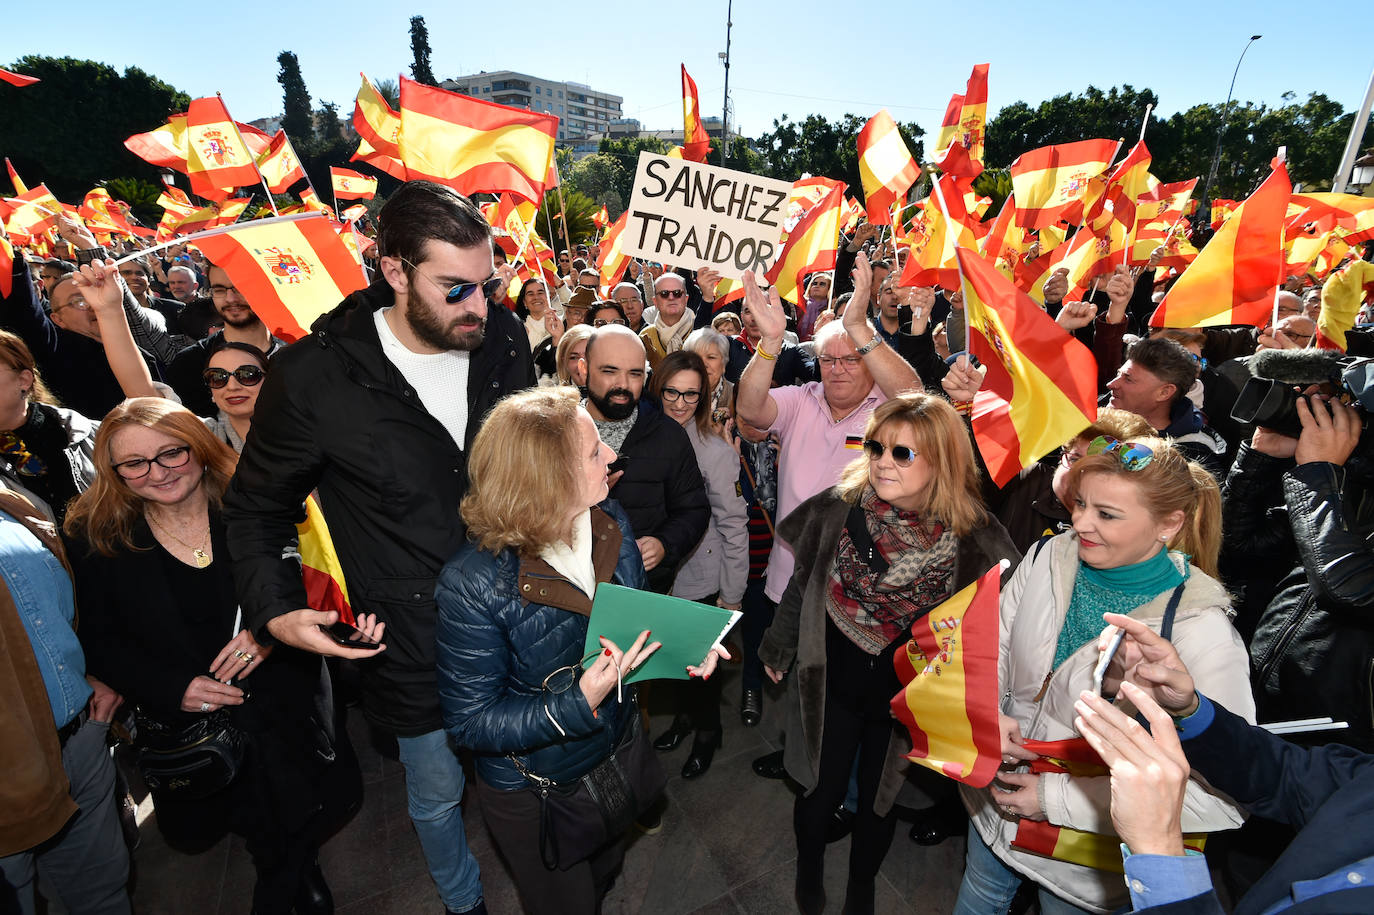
left=1160, top=535, right=1169, bottom=542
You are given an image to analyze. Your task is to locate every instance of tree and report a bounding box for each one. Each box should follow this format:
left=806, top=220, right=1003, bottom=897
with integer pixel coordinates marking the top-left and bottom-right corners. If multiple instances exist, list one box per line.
left=375, top=78, right=400, bottom=109
left=277, top=51, right=314, bottom=151
left=0, top=55, right=190, bottom=201
left=538, top=190, right=598, bottom=246
left=102, top=176, right=163, bottom=226
left=409, top=16, right=436, bottom=86
left=754, top=113, right=924, bottom=193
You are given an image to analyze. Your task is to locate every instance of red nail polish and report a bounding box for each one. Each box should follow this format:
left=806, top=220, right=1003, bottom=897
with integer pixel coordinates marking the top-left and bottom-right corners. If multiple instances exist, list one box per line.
left=604, top=648, right=612, bottom=657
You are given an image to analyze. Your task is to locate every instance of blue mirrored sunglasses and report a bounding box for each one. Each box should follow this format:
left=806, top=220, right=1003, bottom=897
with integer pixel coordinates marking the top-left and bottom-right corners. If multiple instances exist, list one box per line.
left=1085, top=435, right=1154, bottom=471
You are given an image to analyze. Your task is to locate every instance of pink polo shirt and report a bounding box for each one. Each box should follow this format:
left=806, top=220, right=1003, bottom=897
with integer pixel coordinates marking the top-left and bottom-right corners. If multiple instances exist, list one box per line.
left=764, top=381, right=886, bottom=602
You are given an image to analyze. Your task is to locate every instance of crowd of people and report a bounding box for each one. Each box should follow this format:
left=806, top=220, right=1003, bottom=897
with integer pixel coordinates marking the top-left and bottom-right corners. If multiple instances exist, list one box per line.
left=3, top=176, right=1373, bottom=915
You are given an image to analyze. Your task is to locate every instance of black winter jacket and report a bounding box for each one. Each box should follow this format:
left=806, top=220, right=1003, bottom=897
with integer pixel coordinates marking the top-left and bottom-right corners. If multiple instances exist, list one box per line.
left=610, top=398, right=710, bottom=593
left=436, top=502, right=646, bottom=790
left=223, top=277, right=535, bottom=736
left=1250, top=459, right=1374, bottom=752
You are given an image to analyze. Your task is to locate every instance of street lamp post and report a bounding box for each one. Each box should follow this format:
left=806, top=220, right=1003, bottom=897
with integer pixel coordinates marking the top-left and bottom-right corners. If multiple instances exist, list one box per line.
left=721, top=0, right=733, bottom=168
left=1200, top=34, right=1261, bottom=216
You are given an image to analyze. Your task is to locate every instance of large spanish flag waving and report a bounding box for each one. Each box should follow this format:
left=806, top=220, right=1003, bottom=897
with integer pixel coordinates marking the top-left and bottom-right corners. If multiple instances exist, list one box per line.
left=764, top=183, right=844, bottom=306
left=399, top=76, right=557, bottom=204
left=190, top=213, right=368, bottom=340
left=957, top=247, right=1098, bottom=487
left=681, top=64, right=712, bottom=163
left=890, top=562, right=1004, bottom=787
left=857, top=110, right=920, bottom=225
left=1009, top=139, right=1119, bottom=229
left=596, top=210, right=633, bottom=296
left=933, top=63, right=990, bottom=179
left=900, top=174, right=979, bottom=290
left=353, top=72, right=402, bottom=158
left=1149, top=162, right=1291, bottom=329
left=329, top=167, right=378, bottom=200
left=186, top=96, right=262, bottom=200
left=256, top=130, right=306, bottom=194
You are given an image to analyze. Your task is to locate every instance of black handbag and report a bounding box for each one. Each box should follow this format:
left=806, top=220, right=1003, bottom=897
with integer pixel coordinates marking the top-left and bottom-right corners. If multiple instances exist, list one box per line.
left=135, top=709, right=246, bottom=801
left=511, top=690, right=667, bottom=871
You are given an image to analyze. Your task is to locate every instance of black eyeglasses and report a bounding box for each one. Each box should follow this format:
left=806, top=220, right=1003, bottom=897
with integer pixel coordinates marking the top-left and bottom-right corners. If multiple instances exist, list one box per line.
left=112, top=445, right=192, bottom=480
left=203, top=365, right=265, bottom=389
left=862, top=440, right=918, bottom=466
left=398, top=256, right=502, bottom=304
left=660, top=387, right=701, bottom=404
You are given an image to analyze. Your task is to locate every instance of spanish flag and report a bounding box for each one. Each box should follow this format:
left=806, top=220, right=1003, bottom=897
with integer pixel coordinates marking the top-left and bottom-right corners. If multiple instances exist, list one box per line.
left=1130, top=179, right=1196, bottom=265
left=596, top=210, right=632, bottom=296
left=857, top=110, right=920, bottom=225
left=1316, top=259, right=1374, bottom=351
left=353, top=73, right=402, bottom=158
left=957, top=246, right=1098, bottom=486
left=351, top=135, right=409, bottom=182
left=399, top=76, right=557, bottom=204
left=890, top=562, right=1004, bottom=787
left=171, top=198, right=251, bottom=235
left=785, top=176, right=846, bottom=235
left=593, top=205, right=609, bottom=230
left=190, top=213, right=368, bottom=340
left=125, top=115, right=191, bottom=169
left=1149, top=162, right=1290, bottom=329
left=900, top=175, right=978, bottom=290
left=256, top=130, right=306, bottom=194
left=1290, top=192, right=1374, bottom=245
left=765, top=183, right=844, bottom=306
left=79, top=188, right=135, bottom=239
left=681, top=64, right=713, bottom=163
left=0, top=67, right=39, bottom=87
left=3, top=185, right=62, bottom=238
left=6, top=158, right=28, bottom=195
left=297, top=494, right=354, bottom=624
left=1009, top=139, right=1119, bottom=230
left=0, top=235, right=14, bottom=299
left=330, top=167, right=378, bottom=201
left=186, top=97, right=261, bottom=199
left=979, top=194, right=1030, bottom=279
left=933, top=63, right=990, bottom=179
left=1210, top=198, right=1240, bottom=232
left=1055, top=212, right=1129, bottom=301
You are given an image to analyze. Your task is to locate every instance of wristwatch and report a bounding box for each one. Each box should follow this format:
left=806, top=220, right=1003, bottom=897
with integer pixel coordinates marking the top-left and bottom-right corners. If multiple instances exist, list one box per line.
left=854, top=335, right=881, bottom=356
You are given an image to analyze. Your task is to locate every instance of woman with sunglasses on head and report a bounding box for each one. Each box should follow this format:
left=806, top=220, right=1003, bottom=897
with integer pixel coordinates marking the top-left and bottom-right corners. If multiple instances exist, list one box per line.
left=436, top=387, right=726, bottom=914
left=953, top=436, right=1254, bottom=915
left=645, top=351, right=747, bottom=778
left=758, top=392, right=1018, bottom=915
left=61, top=396, right=363, bottom=915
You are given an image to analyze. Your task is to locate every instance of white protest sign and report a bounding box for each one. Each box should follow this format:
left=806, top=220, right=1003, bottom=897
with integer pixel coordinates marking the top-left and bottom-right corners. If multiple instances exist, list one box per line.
left=622, top=151, right=793, bottom=278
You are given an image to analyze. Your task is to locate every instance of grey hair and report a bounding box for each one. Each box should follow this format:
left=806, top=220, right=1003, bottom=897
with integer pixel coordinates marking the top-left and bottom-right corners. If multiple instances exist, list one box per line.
left=684, top=327, right=729, bottom=361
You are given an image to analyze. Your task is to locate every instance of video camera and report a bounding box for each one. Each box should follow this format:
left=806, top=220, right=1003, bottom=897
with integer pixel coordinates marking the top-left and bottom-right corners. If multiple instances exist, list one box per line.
left=1232, top=349, right=1374, bottom=448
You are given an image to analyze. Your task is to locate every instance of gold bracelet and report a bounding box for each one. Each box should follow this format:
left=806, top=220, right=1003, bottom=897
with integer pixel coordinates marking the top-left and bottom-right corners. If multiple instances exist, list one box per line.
left=754, top=342, right=778, bottom=361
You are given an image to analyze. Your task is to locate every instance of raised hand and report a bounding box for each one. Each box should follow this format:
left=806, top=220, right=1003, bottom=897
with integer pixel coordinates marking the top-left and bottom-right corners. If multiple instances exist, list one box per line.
left=741, top=269, right=787, bottom=347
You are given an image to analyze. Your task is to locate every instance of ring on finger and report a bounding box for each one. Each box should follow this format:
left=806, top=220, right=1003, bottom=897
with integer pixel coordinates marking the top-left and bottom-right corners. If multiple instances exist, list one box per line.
left=233, top=649, right=246, bottom=660
left=242, top=653, right=255, bottom=662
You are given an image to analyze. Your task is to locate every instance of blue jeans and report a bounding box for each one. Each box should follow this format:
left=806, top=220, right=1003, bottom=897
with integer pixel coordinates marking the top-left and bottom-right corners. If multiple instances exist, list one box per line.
left=954, top=822, right=1093, bottom=915
left=396, top=729, right=483, bottom=913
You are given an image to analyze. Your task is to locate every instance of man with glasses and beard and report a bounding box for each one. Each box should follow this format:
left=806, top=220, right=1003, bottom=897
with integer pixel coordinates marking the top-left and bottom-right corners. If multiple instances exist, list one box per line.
left=582, top=324, right=708, bottom=593
left=224, top=181, right=533, bottom=915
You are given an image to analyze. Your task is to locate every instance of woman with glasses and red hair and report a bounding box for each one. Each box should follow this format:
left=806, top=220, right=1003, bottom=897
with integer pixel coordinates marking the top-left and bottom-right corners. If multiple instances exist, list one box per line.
left=953, top=436, right=1255, bottom=915
left=757, top=391, right=1017, bottom=914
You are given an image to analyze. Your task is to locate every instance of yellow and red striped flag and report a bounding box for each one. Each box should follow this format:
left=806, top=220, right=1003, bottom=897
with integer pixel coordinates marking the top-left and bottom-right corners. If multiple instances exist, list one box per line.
left=956, top=246, right=1098, bottom=486
left=1130, top=179, right=1197, bottom=265
left=0, top=234, right=14, bottom=299
left=1210, top=198, right=1240, bottom=232
left=256, top=130, right=306, bottom=194
left=0, top=67, right=39, bottom=87
left=79, top=188, right=135, bottom=239
left=1009, top=139, right=1119, bottom=229
left=171, top=198, right=250, bottom=235
left=785, top=176, right=846, bottom=235
left=593, top=205, right=609, bottom=230
left=1150, top=162, right=1291, bottom=329
left=330, top=167, right=378, bottom=201
left=399, top=76, right=557, bottom=204
left=681, top=64, right=712, bottom=163
left=1289, top=192, right=1374, bottom=245
left=3, top=185, right=62, bottom=238
left=1315, top=259, right=1374, bottom=351
left=186, top=97, right=261, bottom=199
left=299, top=187, right=335, bottom=219
left=1055, top=215, right=1129, bottom=301
left=5, top=158, right=28, bottom=195
left=297, top=493, right=354, bottom=624
left=979, top=195, right=1031, bottom=279
left=353, top=73, right=402, bottom=158
left=125, top=115, right=190, bottom=169
left=596, top=210, right=632, bottom=296
left=765, top=183, right=844, bottom=305
left=857, top=110, right=920, bottom=225
left=890, top=562, right=1004, bottom=787
left=900, top=175, right=978, bottom=290
left=190, top=213, right=368, bottom=340
left=351, top=135, right=408, bottom=182
left=933, top=63, right=990, bottom=179
left=1103, top=141, right=1157, bottom=231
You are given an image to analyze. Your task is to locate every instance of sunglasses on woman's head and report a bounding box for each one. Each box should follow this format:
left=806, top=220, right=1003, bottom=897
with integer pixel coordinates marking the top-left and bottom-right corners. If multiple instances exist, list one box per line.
left=862, top=439, right=918, bottom=466
left=1085, top=435, right=1154, bottom=471
left=203, top=365, right=265, bottom=389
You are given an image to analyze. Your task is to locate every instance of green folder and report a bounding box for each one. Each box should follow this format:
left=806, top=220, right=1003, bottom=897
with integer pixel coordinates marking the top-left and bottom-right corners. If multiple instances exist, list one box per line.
left=581, top=584, right=742, bottom=684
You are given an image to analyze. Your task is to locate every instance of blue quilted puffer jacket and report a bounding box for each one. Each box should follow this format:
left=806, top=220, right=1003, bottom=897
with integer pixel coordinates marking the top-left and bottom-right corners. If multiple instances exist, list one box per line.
left=436, top=500, right=648, bottom=791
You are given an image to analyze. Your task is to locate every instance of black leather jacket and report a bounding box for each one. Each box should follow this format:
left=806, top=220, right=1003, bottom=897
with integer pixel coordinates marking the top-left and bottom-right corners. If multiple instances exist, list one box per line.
left=1248, top=458, right=1374, bottom=751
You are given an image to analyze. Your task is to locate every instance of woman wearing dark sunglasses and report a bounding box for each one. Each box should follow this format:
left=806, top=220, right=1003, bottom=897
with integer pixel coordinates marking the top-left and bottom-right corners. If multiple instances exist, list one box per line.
left=757, top=392, right=1017, bottom=914
left=954, top=436, right=1253, bottom=915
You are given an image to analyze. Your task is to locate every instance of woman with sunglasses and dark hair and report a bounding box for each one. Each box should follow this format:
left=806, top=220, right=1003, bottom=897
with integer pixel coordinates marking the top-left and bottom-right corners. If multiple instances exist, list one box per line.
left=953, top=436, right=1254, bottom=915
left=72, top=262, right=268, bottom=454
left=758, top=391, right=1017, bottom=914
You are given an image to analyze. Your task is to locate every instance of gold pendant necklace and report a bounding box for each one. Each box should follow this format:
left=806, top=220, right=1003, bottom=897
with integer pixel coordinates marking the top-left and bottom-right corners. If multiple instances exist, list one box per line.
left=146, top=512, right=212, bottom=567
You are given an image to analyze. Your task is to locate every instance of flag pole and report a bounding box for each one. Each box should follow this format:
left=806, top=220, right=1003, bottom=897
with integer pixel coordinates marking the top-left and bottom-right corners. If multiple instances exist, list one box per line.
left=552, top=158, right=575, bottom=259
left=106, top=212, right=319, bottom=267
left=220, top=92, right=279, bottom=217
left=1138, top=104, right=1154, bottom=142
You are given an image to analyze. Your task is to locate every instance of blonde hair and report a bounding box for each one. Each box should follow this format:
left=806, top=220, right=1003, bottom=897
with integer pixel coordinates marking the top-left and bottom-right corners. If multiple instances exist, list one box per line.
left=555, top=324, right=594, bottom=384
left=0, top=329, right=56, bottom=407
left=1071, top=408, right=1155, bottom=449
left=1066, top=436, right=1221, bottom=578
left=836, top=392, right=988, bottom=536
left=461, top=387, right=586, bottom=555
left=63, top=397, right=238, bottom=556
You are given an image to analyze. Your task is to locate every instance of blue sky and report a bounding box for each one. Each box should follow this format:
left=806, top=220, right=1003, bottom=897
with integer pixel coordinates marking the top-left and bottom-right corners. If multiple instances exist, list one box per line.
left=5, top=1, right=1369, bottom=141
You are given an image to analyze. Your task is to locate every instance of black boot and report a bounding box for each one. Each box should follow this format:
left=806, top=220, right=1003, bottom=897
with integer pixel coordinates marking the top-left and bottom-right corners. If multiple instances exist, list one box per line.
left=652, top=714, right=692, bottom=752
left=795, top=870, right=826, bottom=915
left=681, top=730, right=722, bottom=779
left=842, top=878, right=875, bottom=915
left=294, top=862, right=334, bottom=915
left=740, top=688, right=763, bottom=727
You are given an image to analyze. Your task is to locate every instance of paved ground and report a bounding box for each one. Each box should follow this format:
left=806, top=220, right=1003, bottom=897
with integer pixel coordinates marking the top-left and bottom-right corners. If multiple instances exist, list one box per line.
left=108, top=663, right=971, bottom=914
